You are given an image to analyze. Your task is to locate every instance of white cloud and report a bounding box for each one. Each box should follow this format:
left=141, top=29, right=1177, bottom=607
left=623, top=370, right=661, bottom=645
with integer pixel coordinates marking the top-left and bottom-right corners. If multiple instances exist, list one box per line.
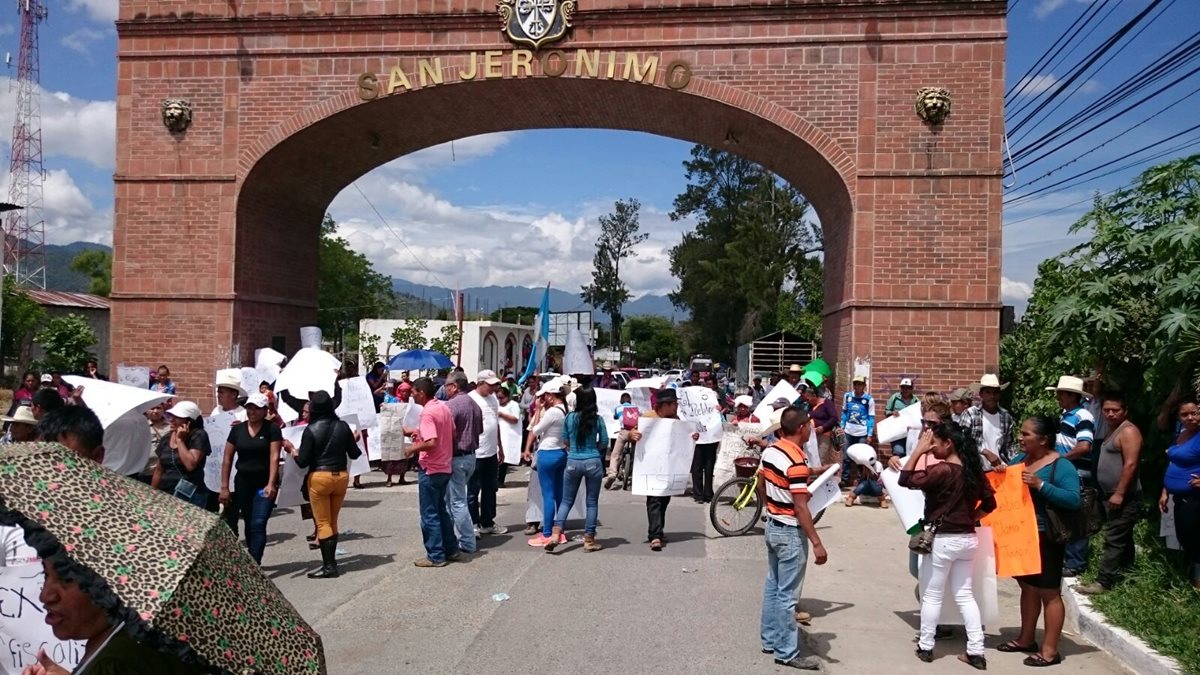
left=1000, top=276, right=1033, bottom=303
left=1033, top=0, right=1093, bottom=19
left=66, top=0, right=118, bottom=24
left=0, top=168, right=113, bottom=246
left=0, top=78, right=115, bottom=169
left=0, top=24, right=14, bottom=36
left=1013, top=74, right=1101, bottom=98
left=61, top=27, right=109, bottom=56
left=384, top=133, right=515, bottom=175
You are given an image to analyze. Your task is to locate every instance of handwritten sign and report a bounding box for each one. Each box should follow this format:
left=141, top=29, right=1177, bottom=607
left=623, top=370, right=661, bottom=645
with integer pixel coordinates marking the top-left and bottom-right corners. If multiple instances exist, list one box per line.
left=806, top=465, right=842, bottom=517
left=116, top=365, right=150, bottom=390
left=0, top=564, right=86, bottom=675
left=981, top=470, right=1041, bottom=577
left=276, top=426, right=307, bottom=509
left=335, top=376, right=378, bottom=430
left=202, top=411, right=238, bottom=493
left=1162, top=496, right=1181, bottom=550
left=593, top=388, right=626, bottom=438
left=677, top=387, right=724, bottom=444
left=752, top=381, right=800, bottom=424
left=632, top=418, right=697, bottom=497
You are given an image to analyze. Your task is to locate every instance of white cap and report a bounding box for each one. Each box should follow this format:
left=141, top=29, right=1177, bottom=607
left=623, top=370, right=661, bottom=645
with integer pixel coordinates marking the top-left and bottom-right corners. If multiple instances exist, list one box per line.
left=244, top=392, right=270, bottom=409
left=734, top=395, right=754, bottom=408
left=477, top=369, right=501, bottom=385
left=165, top=401, right=203, bottom=420
left=40, top=374, right=52, bottom=383
left=900, top=378, right=914, bottom=387
left=537, top=378, right=565, bottom=397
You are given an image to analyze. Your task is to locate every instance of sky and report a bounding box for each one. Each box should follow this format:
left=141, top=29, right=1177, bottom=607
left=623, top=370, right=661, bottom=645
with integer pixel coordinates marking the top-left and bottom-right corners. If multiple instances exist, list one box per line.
left=4, top=0, right=1197, bottom=312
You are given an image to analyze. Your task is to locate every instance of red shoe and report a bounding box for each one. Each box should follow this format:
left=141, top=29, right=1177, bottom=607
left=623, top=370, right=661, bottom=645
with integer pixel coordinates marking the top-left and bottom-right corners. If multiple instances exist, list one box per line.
left=527, top=534, right=552, bottom=547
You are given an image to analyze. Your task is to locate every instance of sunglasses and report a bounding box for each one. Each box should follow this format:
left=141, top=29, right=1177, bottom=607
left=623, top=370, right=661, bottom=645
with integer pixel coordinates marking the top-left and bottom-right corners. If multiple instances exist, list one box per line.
left=921, top=419, right=940, bottom=428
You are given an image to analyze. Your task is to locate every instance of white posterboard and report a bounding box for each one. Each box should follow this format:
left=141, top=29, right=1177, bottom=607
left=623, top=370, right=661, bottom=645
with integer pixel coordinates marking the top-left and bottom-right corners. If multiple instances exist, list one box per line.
left=500, top=406, right=524, bottom=465
left=752, top=381, right=801, bottom=423
left=102, top=409, right=154, bottom=477
left=274, top=348, right=340, bottom=407
left=203, top=411, right=239, bottom=492
left=378, top=403, right=408, bottom=463
left=116, top=365, right=150, bottom=390
left=335, top=376, right=378, bottom=430
left=62, top=376, right=171, bottom=430
left=1162, top=495, right=1182, bottom=550
left=631, top=418, right=697, bottom=497
left=276, top=426, right=307, bottom=508
left=562, top=328, right=594, bottom=376
left=881, top=467, right=925, bottom=534
left=365, top=424, right=382, bottom=462
left=524, top=468, right=585, bottom=523
left=0, top=564, right=86, bottom=675
left=853, top=357, right=871, bottom=380
left=677, top=387, right=724, bottom=444
left=239, top=367, right=262, bottom=398
left=594, top=388, right=626, bottom=437
left=340, top=414, right=372, bottom=478
left=300, top=326, right=323, bottom=349
left=255, top=347, right=286, bottom=387
left=877, top=399, right=923, bottom=443
left=806, top=465, right=842, bottom=517
left=917, top=526, right=1000, bottom=626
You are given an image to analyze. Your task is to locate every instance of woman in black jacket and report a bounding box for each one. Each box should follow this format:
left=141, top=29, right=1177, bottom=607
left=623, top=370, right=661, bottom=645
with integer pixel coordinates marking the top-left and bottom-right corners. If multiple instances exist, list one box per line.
left=284, top=389, right=360, bottom=579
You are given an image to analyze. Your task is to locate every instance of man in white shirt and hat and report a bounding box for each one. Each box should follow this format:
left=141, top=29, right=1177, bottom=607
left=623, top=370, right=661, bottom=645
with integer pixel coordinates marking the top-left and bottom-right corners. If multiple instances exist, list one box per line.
left=468, top=370, right=507, bottom=536
left=210, top=370, right=248, bottom=530
left=965, top=374, right=1017, bottom=469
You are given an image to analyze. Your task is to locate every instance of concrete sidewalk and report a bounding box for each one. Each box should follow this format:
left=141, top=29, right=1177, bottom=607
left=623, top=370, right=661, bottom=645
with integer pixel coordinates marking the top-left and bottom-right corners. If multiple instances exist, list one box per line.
left=262, top=469, right=1128, bottom=674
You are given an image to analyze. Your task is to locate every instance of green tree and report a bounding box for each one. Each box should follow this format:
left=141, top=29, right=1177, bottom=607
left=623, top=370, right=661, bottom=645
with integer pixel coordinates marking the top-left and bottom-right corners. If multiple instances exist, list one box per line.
left=429, top=324, right=462, bottom=359
left=669, top=145, right=822, bottom=360
left=622, top=315, right=684, bottom=365
left=318, top=214, right=396, bottom=352
left=359, top=333, right=381, bottom=368
left=489, top=306, right=540, bottom=324
left=69, top=249, right=112, bottom=297
left=581, top=198, right=648, bottom=349
left=33, top=313, right=97, bottom=373
left=1, top=277, right=46, bottom=375
left=390, top=319, right=428, bottom=353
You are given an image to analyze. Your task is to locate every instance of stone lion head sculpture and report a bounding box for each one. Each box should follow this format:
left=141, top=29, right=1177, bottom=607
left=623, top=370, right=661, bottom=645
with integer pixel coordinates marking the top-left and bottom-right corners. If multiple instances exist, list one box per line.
left=161, top=98, right=193, bottom=133
left=915, top=87, right=952, bottom=126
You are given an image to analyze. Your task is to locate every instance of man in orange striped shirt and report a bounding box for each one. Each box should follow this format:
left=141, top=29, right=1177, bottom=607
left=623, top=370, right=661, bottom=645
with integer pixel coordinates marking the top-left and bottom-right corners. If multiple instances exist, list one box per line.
left=759, top=406, right=829, bottom=671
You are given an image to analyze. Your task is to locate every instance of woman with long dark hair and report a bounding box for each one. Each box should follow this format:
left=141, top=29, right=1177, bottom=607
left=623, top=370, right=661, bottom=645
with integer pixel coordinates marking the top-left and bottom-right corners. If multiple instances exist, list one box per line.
left=998, top=416, right=1081, bottom=667
left=898, top=421, right=996, bottom=669
left=150, top=401, right=212, bottom=509
left=286, top=390, right=361, bottom=579
left=1159, top=398, right=1200, bottom=590
left=545, top=386, right=608, bottom=552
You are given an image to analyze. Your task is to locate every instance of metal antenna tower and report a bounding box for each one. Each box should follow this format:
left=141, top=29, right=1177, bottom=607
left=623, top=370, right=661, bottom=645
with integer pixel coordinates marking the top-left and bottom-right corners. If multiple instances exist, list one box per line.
left=3, top=0, right=48, bottom=289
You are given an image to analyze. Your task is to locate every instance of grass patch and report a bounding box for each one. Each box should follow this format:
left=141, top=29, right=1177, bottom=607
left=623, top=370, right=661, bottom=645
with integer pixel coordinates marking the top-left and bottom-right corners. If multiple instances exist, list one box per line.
left=1082, top=520, right=1200, bottom=673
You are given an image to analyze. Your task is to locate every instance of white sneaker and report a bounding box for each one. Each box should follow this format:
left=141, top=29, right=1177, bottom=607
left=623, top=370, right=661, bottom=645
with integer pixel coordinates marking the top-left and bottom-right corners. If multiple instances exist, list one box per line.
left=479, top=525, right=508, bottom=535
left=473, top=526, right=482, bottom=537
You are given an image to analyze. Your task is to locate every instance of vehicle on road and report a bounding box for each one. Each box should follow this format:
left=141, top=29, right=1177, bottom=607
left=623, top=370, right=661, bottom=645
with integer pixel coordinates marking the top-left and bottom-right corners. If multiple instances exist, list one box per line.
left=710, top=456, right=824, bottom=536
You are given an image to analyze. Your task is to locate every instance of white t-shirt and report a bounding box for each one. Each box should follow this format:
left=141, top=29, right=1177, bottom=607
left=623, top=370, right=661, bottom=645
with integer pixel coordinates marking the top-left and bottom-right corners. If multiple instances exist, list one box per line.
left=980, top=409, right=1002, bottom=455
left=211, top=405, right=248, bottom=422
left=469, top=391, right=500, bottom=459
left=0, top=525, right=38, bottom=567
left=532, top=405, right=567, bottom=450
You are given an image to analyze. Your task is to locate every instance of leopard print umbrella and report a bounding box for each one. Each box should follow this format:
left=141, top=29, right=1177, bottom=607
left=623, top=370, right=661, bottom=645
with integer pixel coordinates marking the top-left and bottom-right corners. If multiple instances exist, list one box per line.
left=0, top=443, right=326, bottom=674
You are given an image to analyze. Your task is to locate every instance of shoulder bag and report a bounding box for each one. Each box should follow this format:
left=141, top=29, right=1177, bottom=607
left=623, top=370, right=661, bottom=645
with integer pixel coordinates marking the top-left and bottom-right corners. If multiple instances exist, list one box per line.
left=1042, top=459, right=1091, bottom=544
left=908, top=472, right=963, bottom=555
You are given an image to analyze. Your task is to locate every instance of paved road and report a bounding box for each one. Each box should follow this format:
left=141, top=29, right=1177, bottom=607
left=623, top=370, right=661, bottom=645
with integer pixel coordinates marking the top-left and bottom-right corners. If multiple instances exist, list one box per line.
left=261, top=469, right=1128, bottom=674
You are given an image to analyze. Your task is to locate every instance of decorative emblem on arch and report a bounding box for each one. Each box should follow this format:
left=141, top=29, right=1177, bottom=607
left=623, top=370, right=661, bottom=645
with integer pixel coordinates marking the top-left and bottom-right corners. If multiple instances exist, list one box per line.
left=915, top=87, right=952, bottom=126
left=161, top=98, right=193, bottom=134
left=498, top=0, right=575, bottom=49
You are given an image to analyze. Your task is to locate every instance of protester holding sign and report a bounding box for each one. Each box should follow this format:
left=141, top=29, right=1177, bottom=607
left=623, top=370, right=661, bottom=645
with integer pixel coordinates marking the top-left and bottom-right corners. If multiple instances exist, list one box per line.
left=629, top=388, right=700, bottom=551
left=898, top=422, right=996, bottom=670
left=290, top=391, right=360, bottom=579
left=150, top=402, right=211, bottom=509
left=219, top=393, right=283, bottom=565
left=999, top=416, right=1081, bottom=667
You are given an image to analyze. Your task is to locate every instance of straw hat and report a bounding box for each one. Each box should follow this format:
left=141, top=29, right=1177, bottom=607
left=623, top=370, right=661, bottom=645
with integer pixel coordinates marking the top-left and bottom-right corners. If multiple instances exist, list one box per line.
left=977, top=374, right=1008, bottom=390
left=1, top=406, right=37, bottom=426
left=1045, top=375, right=1086, bottom=395
left=215, top=370, right=247, bottom=397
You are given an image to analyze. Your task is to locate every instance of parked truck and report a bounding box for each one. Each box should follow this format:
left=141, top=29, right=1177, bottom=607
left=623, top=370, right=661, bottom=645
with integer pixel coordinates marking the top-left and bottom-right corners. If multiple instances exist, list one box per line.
left=734, top=331, right=818, bottom=387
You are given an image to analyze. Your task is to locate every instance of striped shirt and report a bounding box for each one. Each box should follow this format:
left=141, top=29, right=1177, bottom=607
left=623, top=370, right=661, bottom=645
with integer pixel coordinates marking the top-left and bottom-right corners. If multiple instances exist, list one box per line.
left=1058, top=405, right=1096, bottom=471
left=760, top=439, right=812, bottom=527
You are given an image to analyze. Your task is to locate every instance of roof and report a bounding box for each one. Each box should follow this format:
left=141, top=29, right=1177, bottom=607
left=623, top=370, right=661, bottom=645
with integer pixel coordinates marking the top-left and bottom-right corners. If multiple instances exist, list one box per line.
left=23, top=290, right=111, bottom=310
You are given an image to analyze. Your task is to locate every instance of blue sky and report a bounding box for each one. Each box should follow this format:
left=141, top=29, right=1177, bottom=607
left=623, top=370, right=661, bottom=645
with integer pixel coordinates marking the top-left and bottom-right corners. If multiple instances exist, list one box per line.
left=4, top=0, right=1197, bottom=311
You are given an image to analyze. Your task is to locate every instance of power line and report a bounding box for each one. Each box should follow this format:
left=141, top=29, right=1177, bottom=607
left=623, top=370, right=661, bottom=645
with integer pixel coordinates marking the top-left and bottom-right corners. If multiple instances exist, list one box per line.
left=350, top=181, right=452, bottom=290
left=1002, top=188, right=1118, bottom=228
left=1005, top=0, right=1107, bottom=103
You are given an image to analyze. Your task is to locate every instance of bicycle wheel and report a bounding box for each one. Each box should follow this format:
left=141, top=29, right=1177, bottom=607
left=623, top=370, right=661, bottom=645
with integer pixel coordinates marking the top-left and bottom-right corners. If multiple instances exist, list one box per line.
left=709, top=477, right=762, bottom=536
left=619, top=447, right=634, bottom=492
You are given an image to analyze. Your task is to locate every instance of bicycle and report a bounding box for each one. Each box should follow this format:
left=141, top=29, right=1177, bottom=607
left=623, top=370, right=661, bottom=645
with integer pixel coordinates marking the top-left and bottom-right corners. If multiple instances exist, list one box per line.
left=605, top=437, right=637, bottom=491
left=709, top=457, right=825, bottom=537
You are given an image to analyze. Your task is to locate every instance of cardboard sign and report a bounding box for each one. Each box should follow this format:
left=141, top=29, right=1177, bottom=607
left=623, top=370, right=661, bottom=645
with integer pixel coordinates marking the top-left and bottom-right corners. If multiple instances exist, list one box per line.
left=631, top=418, right=697, bottom=497
left=0, top=564, right=86, bottom=675
left=981, top=470, right=1041, bottom=577
left=677, top=387, right=724, bottom=444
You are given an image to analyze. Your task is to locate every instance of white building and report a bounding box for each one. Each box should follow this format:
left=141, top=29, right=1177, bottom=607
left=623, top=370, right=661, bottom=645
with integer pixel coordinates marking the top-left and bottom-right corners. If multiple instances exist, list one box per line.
left=359, top=319, right=536, bottom=380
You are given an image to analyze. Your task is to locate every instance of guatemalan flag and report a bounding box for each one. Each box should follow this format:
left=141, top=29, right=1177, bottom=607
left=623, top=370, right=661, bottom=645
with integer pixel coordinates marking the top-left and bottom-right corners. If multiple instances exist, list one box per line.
left=519, top=283, right=551, bottom=386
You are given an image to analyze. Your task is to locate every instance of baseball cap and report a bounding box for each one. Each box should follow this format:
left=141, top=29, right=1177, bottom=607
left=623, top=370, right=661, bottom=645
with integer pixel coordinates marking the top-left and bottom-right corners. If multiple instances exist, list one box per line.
left=245, top=392, right=270, bottom=409
left=477, top=369, right=501, bottom=385
left=852, top=375, right=867, bottom=384
left=40, top=374, right=52, bottom=383
left=734, top=395, right=754, bottom=408
left=165, top=401, right=203, bottom=420
left=900, top=378, right=914, bottom=387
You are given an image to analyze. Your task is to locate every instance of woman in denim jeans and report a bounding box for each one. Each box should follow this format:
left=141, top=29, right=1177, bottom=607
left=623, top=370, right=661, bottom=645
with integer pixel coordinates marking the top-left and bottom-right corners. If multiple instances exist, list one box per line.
left=219, top=392, right=283, bottom=564
left=150, top=401, right=212, bottom=509
left=545, top=387, right=609, bottom=553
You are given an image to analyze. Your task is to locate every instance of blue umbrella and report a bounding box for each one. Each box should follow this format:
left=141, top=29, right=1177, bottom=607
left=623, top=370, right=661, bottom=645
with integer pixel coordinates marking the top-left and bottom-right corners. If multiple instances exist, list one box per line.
left=386, top=349, right=455, bottom=371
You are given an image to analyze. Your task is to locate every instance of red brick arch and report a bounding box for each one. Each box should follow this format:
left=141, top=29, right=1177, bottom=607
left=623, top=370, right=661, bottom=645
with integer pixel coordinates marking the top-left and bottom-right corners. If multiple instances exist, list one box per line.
left=112, top=0, right=1005, bottom=404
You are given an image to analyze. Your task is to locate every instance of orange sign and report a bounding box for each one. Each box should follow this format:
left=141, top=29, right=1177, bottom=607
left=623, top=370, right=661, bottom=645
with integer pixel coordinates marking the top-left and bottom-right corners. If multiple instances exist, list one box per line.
left=981, top=470, right=1041, bottom=577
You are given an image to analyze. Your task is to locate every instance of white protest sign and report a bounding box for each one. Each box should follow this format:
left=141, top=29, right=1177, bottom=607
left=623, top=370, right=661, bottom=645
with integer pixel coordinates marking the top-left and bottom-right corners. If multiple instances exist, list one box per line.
left=853, top=357, right=871, bottom=380
left=239, top=367, right=262, bottom=397
left=594, top=388, right=627, bottom=438
left=116, top=365, right=150, bottom=390
left=806, top=465, right=842, bottom=516
left=877, top=399, right=922, bottom=443
left=335, top=376, right=378, bottom=430
left=102, top=409, right=154, bottom=477
left=524, top=468, right=585, bottom=523
left=632, top=418, right=697, bottom=497
left=299, top=326, right=323, bottom=349
left=62, top=376, right=171, bottom=430
left=202, top=411, right=238, bottom=493
left=917, top=526, right=1000, bottom=626
left=753, top=381, right=801, bottom=423
left=378, top=403, right=409, bottom=464
left=882, top=467, right=925, bottom=534
left=255, top=347, right=286, bottom=387
left=365, top=424, right=382, bottom=462
left=276, top=426, right=307, bottom=508
left=677, top=387, right=724, bottom=444
left=562, top=328, right=594, bottom=376
left=715, top=424, right=753, bottom=487
left=0, top=564, right=86, bottom=675
left=1162, top=496, right=1182, bottom=550
left=846, top=443, right=883, bottom=474
left=339, top=414, right=372, bottom=478
left=500, top=406, right=523, bottom=465
left=274, top=348, right=340, bottom=402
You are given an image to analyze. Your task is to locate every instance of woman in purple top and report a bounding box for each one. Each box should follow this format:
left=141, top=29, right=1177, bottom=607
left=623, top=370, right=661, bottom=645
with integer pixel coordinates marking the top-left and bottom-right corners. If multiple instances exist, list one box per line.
left=801, top=377, right=839, bottom=465
left=1159, top=398, right=1200, bottom=589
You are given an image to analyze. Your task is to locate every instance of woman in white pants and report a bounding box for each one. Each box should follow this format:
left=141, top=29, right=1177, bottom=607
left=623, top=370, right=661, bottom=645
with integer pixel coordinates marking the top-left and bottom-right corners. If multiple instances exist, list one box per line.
left=898, top=421, right=997, bottom=670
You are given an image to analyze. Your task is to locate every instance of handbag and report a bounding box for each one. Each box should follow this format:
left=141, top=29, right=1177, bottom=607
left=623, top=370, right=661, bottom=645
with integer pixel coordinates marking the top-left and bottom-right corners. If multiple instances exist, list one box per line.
left=908, top=476, right=964, bottom=555
left=1042, top=459, right=1090, bottom=544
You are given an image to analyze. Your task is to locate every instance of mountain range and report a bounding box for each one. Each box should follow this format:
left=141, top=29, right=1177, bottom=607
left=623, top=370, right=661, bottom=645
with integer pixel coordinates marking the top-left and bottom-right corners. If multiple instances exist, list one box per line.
left=391, top=278, right=682, bottom=321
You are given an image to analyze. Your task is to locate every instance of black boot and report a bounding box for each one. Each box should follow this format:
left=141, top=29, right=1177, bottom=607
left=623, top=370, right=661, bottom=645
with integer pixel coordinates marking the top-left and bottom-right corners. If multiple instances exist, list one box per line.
left=307, top=536, right=339, bottom=579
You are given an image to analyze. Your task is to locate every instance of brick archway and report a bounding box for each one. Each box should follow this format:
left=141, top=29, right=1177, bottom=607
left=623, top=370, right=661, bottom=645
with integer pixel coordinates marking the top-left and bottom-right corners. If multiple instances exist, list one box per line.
left=113, top=1, right=1005, bottom=401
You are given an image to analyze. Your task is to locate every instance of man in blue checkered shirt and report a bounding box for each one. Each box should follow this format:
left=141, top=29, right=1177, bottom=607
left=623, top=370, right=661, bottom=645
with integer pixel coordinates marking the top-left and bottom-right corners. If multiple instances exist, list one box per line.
left=1048, top=375, right=1095, bottom=577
